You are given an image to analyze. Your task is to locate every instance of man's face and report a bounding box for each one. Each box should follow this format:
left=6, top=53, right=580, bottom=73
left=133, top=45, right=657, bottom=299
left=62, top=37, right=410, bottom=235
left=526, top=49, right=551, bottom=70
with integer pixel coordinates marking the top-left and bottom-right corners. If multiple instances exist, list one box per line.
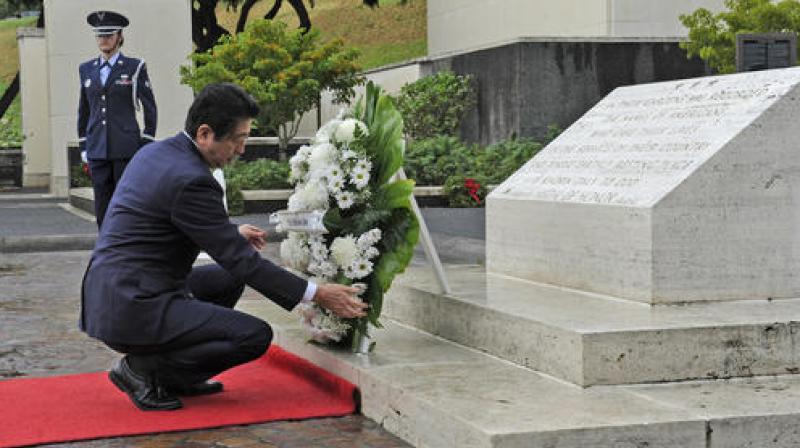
left=196, top=119, right=252, bottom=169
left=96, top=32, right=121, bottom=54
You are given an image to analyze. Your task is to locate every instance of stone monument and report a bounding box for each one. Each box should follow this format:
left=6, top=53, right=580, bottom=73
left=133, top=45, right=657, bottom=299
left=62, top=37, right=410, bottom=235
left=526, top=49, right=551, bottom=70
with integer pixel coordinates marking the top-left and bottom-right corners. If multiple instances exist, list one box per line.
left=488, top=67, right=800, bottom=303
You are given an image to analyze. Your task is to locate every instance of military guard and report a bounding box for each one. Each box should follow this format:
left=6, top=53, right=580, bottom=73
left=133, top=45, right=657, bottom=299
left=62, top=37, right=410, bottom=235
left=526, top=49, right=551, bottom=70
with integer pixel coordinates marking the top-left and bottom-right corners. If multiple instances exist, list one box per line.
left=77, top=10, right=157, bottom=227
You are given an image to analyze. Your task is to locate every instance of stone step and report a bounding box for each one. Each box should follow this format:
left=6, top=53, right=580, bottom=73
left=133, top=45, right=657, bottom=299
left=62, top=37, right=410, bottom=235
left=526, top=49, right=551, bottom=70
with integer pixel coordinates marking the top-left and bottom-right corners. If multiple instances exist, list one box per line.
left=238, top=295, right=800, bottom=448
left=382, top=263, right=800, bottom=386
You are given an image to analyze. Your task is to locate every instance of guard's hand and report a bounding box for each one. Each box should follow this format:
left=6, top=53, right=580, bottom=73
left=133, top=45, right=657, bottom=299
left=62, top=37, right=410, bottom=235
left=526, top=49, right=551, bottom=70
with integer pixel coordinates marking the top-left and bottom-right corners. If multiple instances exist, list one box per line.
left=238, top=224, right=266, bottom=250
left=313, top=284, right=368, bottom=318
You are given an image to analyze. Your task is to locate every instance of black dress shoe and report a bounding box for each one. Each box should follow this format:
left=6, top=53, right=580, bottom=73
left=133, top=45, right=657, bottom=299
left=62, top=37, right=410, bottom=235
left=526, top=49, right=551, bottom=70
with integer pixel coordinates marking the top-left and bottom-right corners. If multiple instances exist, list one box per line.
left=108, top=357, right=183, bottom=411
left=168, top=380, right=224, bottom=396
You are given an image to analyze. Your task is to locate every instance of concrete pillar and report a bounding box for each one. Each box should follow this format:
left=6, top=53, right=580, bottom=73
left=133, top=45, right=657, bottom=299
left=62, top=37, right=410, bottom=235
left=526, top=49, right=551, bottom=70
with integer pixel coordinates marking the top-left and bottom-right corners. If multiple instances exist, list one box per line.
left=17, top=27, right=50, bottom=188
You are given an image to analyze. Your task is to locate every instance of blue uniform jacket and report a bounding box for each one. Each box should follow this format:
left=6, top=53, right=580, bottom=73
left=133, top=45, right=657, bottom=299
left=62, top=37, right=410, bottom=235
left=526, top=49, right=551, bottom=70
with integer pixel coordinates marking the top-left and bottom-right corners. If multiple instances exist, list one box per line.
left=77, top=53, right=157, bottom=160
left=80, top=132, right=308, bottom=346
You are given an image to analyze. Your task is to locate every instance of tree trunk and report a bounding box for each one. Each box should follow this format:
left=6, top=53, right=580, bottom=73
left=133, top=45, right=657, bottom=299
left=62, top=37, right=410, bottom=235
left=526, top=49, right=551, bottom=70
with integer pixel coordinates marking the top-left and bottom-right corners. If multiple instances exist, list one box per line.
left=0, top=73, right=20, bottom=121
left=287, top=0, right=311, bottom=31
left=264, top=0, right=283, bottom=20
left=193, top=0, right=230, bottom=53
left=236, top=0, right=260, bottom=33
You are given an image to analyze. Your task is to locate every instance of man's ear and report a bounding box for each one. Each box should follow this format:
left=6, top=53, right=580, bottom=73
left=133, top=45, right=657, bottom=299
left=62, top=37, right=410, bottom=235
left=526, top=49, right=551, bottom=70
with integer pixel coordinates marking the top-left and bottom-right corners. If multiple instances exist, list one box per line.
left=196, top=124, right=215, bottom=145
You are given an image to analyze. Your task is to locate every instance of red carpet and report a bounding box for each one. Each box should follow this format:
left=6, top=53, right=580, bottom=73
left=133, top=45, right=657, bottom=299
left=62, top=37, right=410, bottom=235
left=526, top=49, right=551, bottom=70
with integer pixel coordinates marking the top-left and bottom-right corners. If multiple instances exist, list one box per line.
left=0, top=346, right=357, bottom=448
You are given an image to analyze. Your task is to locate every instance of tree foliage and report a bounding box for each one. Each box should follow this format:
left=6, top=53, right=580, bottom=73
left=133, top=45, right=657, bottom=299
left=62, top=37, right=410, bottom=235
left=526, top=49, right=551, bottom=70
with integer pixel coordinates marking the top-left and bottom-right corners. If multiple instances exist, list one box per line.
left=180, top=19, right=362, bottom=155
left=680, top=0, right=800, bottom=74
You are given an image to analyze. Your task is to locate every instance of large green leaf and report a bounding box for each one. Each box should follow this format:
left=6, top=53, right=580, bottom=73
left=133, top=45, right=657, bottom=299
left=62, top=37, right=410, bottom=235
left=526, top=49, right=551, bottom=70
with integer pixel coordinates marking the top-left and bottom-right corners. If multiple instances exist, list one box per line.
left=372, top=179, right=414, bottom=211
left=362, top=81, right=380, bottom=127
left=363, top=208, right=419, bottom=326
left=367, top=96, right=405, bottom=186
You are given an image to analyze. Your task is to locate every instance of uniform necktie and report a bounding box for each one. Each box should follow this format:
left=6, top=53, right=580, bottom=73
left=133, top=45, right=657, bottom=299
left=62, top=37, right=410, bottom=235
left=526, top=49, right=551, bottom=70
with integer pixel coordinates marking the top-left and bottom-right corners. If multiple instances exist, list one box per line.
left=100, top=61, right=111, bottom=86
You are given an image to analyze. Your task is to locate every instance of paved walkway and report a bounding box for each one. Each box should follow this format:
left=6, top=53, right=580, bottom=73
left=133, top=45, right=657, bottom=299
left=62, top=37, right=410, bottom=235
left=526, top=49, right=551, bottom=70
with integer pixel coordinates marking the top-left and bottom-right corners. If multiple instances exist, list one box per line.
left=0, top=192, right=413, bottom=447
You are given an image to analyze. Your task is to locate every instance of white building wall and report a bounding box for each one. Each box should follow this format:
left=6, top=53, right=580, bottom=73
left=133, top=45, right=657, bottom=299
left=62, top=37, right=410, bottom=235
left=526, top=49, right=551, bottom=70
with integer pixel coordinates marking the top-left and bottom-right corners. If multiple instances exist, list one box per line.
left=428, top=0, right=726, bottom=57
left=43, top=0, right=193, bottom=196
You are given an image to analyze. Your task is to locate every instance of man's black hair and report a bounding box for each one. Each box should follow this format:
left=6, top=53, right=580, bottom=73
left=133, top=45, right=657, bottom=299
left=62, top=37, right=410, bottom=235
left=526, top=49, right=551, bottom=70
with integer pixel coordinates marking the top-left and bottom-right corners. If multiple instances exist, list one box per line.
left=184, top=83, right=260, bottom=140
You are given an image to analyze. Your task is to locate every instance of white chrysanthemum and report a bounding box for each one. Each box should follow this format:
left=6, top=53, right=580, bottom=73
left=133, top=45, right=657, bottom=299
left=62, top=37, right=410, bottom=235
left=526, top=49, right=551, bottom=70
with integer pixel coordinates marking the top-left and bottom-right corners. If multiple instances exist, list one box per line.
left=350, top=167, right=370, bottom=190
left=287, top=191, right=305, bottom=211
left=330, top=235, right=358, bottom=268
left=308, top=143, right=338, bottom=174
left=334, top=118, right=369, bottom=144
left=348, top=258, right=374, bottom=279
left=341, top=149, right=359, bottom=160
left=327, top=176, right=346, bottom=192
left=357, top=228, right=382, bottom=248
left=298, top=180, right=330, bottom=210
left=335, top=190, right=355, bottom=209
left=280, top=233, right=310, bottom=271
left=308, top=259, right=337, bottom=279
left=364, top=246, right=379, bottom=259
left=315, top=119, right=342, bottom=144
left=355, top=158, right=372, bottom=172
left=290, top=162, right=306, bottom=182
left=296, top=303, right=350, bottom=343
left=291, top=145, right=312, bottom=164
left=309, top=240, right=329, bottom=260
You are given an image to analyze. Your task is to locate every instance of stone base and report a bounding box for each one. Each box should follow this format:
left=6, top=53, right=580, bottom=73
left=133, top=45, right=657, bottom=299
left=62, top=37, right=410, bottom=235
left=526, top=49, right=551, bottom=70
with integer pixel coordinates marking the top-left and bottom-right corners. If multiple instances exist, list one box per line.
left=384, top=264, right=800, bottom=386
left=239, top=294, right=800, bottom=448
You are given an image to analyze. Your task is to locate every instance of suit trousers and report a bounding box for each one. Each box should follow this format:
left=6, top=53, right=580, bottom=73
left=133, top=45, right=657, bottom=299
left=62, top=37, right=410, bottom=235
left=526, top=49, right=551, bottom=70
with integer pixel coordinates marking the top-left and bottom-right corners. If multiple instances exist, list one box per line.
left=88, top=158, right=130, bottom=228
left=106, top=264, right=273, bottom=387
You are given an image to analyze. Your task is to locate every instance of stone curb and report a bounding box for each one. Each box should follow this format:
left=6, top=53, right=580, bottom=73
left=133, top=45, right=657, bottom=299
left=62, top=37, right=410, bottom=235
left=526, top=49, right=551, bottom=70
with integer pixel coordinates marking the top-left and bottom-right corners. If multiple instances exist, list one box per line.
left=0, top=234, right=96, bottom=253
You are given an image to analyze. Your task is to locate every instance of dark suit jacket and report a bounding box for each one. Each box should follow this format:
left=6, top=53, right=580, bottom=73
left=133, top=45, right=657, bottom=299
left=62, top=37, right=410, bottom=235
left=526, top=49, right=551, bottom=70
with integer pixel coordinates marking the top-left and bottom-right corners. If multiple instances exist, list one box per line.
left=77, top=53, right=157, bottom=160
left=80, top=132, right=307, bottom=346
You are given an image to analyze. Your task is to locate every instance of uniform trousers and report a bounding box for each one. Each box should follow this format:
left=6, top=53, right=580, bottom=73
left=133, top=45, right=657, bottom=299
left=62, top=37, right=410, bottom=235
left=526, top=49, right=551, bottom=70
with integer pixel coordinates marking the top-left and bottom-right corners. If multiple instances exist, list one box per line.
left=88, top=158, right=130, bottom=228
left=106, top=264, right=273, bottom=387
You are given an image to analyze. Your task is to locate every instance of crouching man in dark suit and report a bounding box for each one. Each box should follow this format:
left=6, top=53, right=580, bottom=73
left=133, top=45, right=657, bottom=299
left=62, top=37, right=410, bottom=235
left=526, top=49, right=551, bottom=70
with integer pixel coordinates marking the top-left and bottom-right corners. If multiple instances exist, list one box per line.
left=80, top=83, right=367, bottom=411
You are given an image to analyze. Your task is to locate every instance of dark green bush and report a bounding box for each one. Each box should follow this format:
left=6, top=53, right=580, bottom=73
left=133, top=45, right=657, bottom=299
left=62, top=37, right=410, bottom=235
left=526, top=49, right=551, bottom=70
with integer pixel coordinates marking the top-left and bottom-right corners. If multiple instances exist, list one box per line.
left=444, top=175, right=488, bottom=208
left=403, top=136, right=472, bottom=185
left=70, top=164, right=92, bottom=188
left=223, top=159, right=291, bottom=215
left=395, top=71, right=476, bottom=140
left=404, top=128, right=560, bottom=206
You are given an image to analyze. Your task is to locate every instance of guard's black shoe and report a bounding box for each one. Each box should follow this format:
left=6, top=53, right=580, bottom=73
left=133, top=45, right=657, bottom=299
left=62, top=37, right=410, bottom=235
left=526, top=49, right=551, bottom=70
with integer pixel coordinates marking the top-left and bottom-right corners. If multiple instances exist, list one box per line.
left=108, top=357, right=183, bottom=411
left=168, top=380, right=224, bottom=397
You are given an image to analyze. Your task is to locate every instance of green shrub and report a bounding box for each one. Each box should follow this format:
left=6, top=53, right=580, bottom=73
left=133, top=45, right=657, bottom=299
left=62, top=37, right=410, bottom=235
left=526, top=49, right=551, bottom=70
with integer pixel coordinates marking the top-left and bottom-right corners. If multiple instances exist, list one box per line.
left=405, top=131, right=557, bottom=186
left=223, top=158, right=291, bottom=215
left=395, top=71, right=476, bottom=140
left=70, top=164, right=92, bottom=188
left=404, top=128, right=561, bottom=206
left=403, top=135, right=472, bottom=185
left=0, top=82, right=23, bottom=148
left=444, top=175, right=488, bottom=208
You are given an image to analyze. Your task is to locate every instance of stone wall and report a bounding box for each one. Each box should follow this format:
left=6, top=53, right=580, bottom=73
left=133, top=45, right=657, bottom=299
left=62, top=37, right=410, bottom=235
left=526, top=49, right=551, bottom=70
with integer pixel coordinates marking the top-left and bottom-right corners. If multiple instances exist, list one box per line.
left=423, top=38, right=712, bottom=146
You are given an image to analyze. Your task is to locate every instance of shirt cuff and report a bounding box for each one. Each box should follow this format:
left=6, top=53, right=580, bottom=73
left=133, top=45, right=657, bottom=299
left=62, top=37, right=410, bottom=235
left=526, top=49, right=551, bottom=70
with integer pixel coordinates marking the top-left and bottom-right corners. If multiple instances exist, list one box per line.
left=301, top=281, right=317, bottom=303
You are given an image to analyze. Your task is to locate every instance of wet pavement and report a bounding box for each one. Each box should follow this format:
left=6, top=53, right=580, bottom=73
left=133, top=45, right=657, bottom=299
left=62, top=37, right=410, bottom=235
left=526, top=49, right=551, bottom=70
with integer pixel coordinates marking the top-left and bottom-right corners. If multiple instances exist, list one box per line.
left=0, top=249, right=411, bottom=447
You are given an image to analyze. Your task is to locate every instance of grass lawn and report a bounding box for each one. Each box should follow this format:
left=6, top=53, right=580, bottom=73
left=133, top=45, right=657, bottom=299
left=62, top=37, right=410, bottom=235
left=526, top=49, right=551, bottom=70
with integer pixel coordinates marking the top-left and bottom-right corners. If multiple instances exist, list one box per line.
left=0, top=80, right=23, bottom=147
left=217, top=0, right=427, bottom=69
left=0, top=16, right=36, bottom=84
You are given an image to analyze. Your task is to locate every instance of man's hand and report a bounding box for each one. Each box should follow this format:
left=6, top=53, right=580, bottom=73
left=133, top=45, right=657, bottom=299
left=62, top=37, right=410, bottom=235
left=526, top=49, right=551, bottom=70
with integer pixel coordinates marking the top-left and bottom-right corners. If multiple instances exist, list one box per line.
left=238, top=224, right=266, bottom=250
left=313, top=284, right=368, bottom=318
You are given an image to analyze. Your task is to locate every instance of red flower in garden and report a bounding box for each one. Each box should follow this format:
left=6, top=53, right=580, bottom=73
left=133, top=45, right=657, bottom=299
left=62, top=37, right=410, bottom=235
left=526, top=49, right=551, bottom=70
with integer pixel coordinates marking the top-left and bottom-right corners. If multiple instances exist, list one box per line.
left=82, top=163, right=91, bottom=178
left=464, top=178, right=481, bottom=204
